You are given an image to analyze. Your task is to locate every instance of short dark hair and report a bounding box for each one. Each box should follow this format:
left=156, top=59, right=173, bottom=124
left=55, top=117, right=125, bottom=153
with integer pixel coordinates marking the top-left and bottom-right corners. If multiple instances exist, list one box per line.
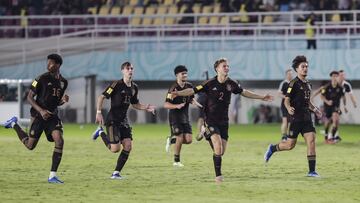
left=121, top=61, right=132, bottom=70
left=214, top=58, right=227, bottom=72
left=47, top=54, right=62, bottom=66
left=292, top=55, right=307, bottom=72
left=174, top=65, right=187, bottom=75
left=329, top=71, right=339, bottom=76
left=339, top=69, right=344, bottom=73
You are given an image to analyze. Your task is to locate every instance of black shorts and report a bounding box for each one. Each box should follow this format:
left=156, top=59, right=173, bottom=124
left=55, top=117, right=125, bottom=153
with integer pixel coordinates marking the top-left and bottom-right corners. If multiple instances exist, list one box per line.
left=105, top=124, right=132, bottom=144
left=281, top=103, right=288, bottom=118
left=287, top=121, right=316, bottom=139
left=170, top=123, right=192, bottom=136
left=203, top=123, right=229, bottom=141
left=29, top=115, right=63, bottom=142
left=324, top=106, right=341, bottom=119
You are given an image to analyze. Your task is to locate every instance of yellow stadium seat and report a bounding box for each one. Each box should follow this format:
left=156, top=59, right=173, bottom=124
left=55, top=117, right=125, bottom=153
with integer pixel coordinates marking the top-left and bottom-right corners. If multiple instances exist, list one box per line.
left=110, top=7, right=120, bottom=15
left=88, top=7, right=96, bottom=14
left=142, top=17, right=152, bottom=25
left=179, top=5, right=186, bottom=13
left=131, top=17, right=141, bottom=26
left=145, top=6, right=156, bottom=15
left=263, top=15, right=273, bottom=24
left=99, top=7, right=108, bottom=15
left=157, top=6, right=167, bottom=14
left=202, top=6, right=213, bottom=13
left=168, top=6, right=178, bottom=14
left=153, top=17, right=164, bottom=25
left=129, top=0, right=138, bottom=6
left=331, top=13, right=341, bottom=22
left=220, top=16, right=229, bottom=25
left=213, top=4, right=221, bottom=13
left=122, top=6, right=133, bottom=15
left=163, top=0, right=173, bottom=5
left=193, top=5, right=201, bottom=13
left=209, top=16, right=219, bottom=25
left=134, top=7, right=144, bottom=15
left=198, top=16, right=208, bottom=24
left=165, top=17, right=175, bottom=25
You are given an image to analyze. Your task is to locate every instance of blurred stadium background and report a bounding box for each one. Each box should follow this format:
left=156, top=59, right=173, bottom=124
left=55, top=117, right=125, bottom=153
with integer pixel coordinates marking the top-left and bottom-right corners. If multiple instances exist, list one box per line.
left=1, top=0, right=359, bottom=125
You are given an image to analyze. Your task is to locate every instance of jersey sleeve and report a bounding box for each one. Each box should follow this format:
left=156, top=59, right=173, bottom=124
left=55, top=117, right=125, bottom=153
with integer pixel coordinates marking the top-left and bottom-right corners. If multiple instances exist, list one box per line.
left=102, top=82, right=117, bottom=99
left=165, top=85, right=175, bottom=103
left=320, top=86, right=327, bottom=96
left=285, top=81, right=296, bottom=98
left=30, top=76, right=42, bottom=95
left=344, top=82, right=353, bottom=93
left=130, top=84, right=139, bottom=104
left=193, top=80, right=209, bottom=94
left=231, top=80, right=243, bottom=95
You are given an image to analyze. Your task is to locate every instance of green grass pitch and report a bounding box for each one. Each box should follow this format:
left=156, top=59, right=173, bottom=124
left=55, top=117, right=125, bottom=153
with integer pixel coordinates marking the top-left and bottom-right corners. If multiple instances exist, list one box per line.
left=1, top=123, right=360, bottom=202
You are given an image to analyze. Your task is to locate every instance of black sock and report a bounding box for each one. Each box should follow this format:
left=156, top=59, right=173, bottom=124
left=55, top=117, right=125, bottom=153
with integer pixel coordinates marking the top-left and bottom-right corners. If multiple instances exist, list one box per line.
left=271, top=144, right=279, bottom=153
left=307, top=155, right=316, bottom=172
left=100, top=132, right=110, bottom=149
left=213, top=154, right=222, bottom=177
left=115, top=150, right=130, bottom=172
left=325, top=126, right=329, bottom=135
left=51, top=150, right=63, bottom=172
left=13, top=124, right=28, bottom=143
left=174, top=154, right=180, bottom=162
left=332, top=127, right=338, bottom=137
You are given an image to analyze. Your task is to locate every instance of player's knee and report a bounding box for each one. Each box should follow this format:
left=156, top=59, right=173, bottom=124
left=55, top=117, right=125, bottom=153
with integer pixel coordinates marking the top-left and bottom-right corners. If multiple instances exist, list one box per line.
left=110, top=148, right=120, bottom=153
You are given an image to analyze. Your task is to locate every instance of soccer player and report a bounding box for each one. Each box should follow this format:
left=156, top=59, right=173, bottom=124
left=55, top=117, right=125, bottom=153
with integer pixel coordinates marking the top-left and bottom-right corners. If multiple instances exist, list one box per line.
left=278, top=69, right=293, bottom=141
left=339, top=70, right=357, bottom=108
left=1, top=54, right=69, bottom=184
left=264, top=55, right=322, bottom=177
left=319, top=71, right=346, bottom=143
left=171, top=58, right=273, bottom=183
left=91, top=61, right=156, bottom=180
left=164, top=65, right=202, bottom=167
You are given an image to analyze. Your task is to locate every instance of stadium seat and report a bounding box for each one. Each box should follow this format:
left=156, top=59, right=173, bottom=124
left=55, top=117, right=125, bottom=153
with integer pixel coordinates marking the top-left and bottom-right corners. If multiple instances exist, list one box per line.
left=88, top=7, right=97, bottom=14
left=193, top=5, right=201, bottom=14
left=129, top=0, right=138, bottom=6
left=145, top=6, right=156, bottom=15
left=131, top=17, right=142, bottom=26
left=163, top=0, right=174, bottom=6
left=122, top=6, right=133, bottom=15
left=110, top=6, right=121, bottom=15
left=202, top=5, right=213, bottom=14
left=209, top=16, right=219, bottom=25
left=168, top=6, right=178, bottom=14
left=142, top=17, right=152, bottom=25
left=153, top=17, right=163, bottom=25
left=198, top=16, right=208, bottom=24
left=213, top=4, right=221, bottom=13
left=220, top=16, right=229, bottom=25
left=134, top=7, right=144, bottom=15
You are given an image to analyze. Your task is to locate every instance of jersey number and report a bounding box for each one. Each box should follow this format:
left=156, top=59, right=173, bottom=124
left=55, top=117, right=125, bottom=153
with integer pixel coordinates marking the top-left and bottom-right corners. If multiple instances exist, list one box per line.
left=124, top=95, right=131, bottom=104
left=219, top=92, right=224, bottom=101
left=52, top=88, right=61, bottom=97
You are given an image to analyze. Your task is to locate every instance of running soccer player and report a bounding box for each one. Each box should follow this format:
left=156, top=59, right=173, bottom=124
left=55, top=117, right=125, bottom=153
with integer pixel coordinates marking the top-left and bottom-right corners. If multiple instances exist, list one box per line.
left=264, top=55, right=322, bottom=177
left=91, top=61, right=156, bottom=179
left=171, top=58, right=273, bottom=183
left=1, top=54, right=69, bottom=184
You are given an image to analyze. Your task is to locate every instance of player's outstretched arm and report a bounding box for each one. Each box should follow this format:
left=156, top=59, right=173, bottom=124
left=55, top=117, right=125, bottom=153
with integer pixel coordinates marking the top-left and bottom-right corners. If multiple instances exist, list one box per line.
left=309, top=101, right=322, bottom=118
left=171, top=88, right=195, bottom=98
left=164, top=102, right=185, bottom=110
left=241, top=89, right=274, bottom=101
left=191, top=98, right=203, bottom=108
left=132, top=103, right=156, bottom=115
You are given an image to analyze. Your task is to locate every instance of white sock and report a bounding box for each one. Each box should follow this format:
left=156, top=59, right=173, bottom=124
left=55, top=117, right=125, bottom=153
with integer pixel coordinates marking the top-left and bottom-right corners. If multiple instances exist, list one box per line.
left=49, top=171, right=57, bottom=178
left=11, top=122, right=16, bottom=128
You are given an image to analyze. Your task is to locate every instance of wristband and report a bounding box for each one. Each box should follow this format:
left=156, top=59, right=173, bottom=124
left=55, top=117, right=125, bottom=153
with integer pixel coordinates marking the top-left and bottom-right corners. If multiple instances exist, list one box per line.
left=96, top=110, right=102, bottom=114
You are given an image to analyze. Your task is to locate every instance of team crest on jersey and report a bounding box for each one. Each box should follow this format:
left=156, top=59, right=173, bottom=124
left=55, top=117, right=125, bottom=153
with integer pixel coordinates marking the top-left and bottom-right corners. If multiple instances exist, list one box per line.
left=226, top=84, right=232, bottom=91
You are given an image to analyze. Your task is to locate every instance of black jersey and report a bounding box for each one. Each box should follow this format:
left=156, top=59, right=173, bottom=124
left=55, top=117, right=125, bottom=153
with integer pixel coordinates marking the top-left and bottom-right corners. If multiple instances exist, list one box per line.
left=193, top=77, right=243, bottom=125
left=165, top=82, right=194, bottom=124
left=285, top=77, right=312, bottom=122
left=321, top=82, right=344, bottom=108
left=278, top=80, right=290, bottom=106
left=102, top=79, right=139, bottom=125
left=30, top=72, right=68, bottom=117
left=342, top=80, right=353, bottom=94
